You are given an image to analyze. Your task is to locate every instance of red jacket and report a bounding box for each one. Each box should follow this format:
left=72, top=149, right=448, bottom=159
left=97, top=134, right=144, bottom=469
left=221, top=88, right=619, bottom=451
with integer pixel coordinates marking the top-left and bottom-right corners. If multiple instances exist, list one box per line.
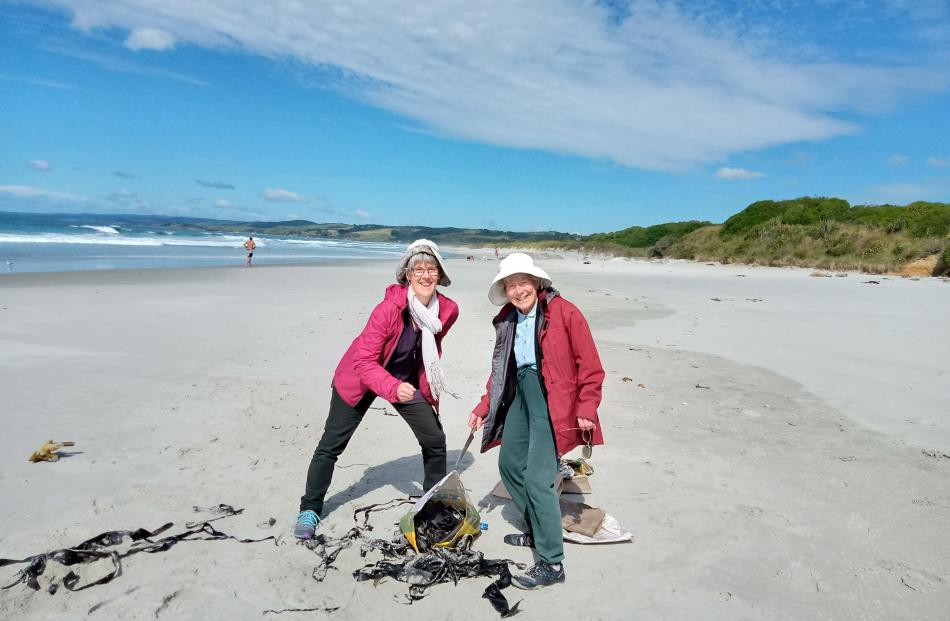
left=333, top=284, right=459, bottom=411
left=472, top=289, right=605, bottom=457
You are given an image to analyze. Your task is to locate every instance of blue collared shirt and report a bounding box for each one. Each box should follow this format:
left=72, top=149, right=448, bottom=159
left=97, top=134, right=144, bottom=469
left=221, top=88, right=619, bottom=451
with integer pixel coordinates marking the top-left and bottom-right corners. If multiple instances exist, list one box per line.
left=514, top=302, right=538, bottom=369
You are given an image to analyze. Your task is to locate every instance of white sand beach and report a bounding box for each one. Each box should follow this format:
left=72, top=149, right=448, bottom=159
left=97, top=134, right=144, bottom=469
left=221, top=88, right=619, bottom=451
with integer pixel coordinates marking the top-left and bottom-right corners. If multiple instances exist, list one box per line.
left=1, top=256, right=949, bottom=620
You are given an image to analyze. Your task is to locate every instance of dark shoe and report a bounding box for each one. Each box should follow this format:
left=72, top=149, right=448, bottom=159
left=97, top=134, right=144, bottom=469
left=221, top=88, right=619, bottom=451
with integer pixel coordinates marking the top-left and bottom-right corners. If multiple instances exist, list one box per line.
left=511, top=561, right=565, bottom=590
left=503, top=532, right=535, bottom=548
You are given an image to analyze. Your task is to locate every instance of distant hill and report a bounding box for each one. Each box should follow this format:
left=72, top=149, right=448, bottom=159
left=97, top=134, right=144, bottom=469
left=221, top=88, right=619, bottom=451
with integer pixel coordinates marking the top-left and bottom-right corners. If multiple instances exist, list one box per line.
left=5, top=198, right=948, bottom=275
left=149, top=216, right=579, bottom=245
left=0, top=211, right=579, bottom=245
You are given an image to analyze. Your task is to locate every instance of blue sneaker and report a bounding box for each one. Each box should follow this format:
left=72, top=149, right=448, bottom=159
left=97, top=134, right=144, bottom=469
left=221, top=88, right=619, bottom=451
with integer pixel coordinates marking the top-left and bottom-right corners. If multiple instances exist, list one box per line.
left=294, top=510, right=320, bottom=540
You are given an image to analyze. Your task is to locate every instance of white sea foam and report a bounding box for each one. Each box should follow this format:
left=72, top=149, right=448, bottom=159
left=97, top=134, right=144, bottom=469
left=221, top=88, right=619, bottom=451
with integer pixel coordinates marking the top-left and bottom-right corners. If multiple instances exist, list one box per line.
left=0, top=232, right=406, bottom=252
left=76, top=225, right=121, bottom=235
left=0, top=233, right=246, bottom=247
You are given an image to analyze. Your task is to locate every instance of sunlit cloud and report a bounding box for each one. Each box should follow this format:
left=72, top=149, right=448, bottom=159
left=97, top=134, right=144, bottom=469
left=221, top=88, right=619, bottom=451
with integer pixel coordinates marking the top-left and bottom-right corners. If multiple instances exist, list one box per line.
left=31, top=0, right=950, bottom=171
left=43, top=43, right=208, bottom=86
left=105, top=189, right=137, bottom=201
left=888, top=154, right=909, bottom=166
left=27, top=159, right=51, bottom=171
left=262, top=187, right=305, bottom=202
left=214, top=198, right=233, bottom=208
left=0, top=184, right=85, bottom=202
left=0, top=73, right=75, bottom=89
left=927, top=156, right=950, bottom=168
left=715, top=167, right=765, bottom=180
left=353, top=209, right=372, bottom=220
left=126, top=27, right=175, bottom=51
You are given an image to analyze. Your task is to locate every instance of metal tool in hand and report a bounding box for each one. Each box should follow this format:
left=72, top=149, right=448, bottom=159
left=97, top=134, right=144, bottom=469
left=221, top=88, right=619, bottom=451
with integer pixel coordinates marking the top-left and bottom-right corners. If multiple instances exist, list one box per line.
left=454, top=429, right=476, bottom=468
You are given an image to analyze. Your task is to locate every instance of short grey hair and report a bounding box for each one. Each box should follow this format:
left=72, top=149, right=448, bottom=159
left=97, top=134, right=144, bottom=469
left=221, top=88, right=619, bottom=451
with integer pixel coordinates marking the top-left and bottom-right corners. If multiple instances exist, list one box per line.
left=403, top=252, right=441, bottom=277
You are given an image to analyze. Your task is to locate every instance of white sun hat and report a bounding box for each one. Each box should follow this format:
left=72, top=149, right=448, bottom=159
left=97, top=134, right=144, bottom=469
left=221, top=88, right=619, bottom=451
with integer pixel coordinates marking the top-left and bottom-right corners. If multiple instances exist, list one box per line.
left=488, top=252, right=552, bottom=305
left=396, top=238, right=451, bottom=286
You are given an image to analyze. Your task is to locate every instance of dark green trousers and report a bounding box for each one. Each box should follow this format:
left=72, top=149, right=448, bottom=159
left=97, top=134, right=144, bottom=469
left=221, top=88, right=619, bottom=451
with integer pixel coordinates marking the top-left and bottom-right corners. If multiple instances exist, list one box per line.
left=498, top=367, right=564, bottom=564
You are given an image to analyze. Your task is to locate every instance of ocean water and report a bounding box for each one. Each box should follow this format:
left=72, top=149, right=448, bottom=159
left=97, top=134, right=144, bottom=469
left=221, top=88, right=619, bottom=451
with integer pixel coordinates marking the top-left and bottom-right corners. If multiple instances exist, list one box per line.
left=0, top=212, right=409, bottom=274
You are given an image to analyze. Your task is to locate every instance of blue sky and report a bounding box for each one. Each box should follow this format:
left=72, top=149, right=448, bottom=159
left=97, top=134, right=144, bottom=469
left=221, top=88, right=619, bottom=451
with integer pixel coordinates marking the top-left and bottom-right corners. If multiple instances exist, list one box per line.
left=1, top=0, right=949, bottom=234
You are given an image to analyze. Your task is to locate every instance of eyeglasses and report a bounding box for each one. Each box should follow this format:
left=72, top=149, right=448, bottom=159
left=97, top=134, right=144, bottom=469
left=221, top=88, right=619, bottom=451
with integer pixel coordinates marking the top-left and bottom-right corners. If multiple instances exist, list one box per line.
left=411, top=268, right=439, bottom=278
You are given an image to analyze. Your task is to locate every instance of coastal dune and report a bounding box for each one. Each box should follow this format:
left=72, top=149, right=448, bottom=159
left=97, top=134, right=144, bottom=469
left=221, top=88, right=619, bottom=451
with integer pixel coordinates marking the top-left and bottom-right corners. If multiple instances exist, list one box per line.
left=1, top=256, right=948, bottom=619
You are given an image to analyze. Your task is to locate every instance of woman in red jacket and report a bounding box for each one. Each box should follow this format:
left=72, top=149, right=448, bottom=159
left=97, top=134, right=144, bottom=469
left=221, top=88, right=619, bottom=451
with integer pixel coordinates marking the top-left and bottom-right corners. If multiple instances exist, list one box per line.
left=294, top=239, right=459, bottom=539
left=470, top=252, right=604, bottom=589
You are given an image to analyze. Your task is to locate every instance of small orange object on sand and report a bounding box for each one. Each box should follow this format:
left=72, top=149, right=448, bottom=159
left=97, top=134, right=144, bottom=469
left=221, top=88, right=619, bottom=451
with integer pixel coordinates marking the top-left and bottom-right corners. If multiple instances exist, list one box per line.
left=28, top=440, right=76, bottom=463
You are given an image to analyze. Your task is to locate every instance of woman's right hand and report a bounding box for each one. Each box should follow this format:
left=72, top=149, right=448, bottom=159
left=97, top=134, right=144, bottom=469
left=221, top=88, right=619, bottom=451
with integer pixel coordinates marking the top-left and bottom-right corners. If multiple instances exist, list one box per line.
left=396, top=382, right=416, bottom=402
left=468, top=412, right=485, bottom=430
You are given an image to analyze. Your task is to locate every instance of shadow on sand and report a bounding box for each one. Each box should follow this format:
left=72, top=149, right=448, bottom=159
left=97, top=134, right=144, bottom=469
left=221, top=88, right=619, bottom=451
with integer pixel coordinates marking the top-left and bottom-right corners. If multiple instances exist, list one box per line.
left=321, top=450, right=476, bottom=518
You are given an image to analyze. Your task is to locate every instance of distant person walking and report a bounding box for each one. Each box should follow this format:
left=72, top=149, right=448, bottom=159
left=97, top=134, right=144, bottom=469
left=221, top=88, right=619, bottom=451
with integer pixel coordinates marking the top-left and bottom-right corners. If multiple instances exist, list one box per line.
left=293, top=239, right=459, bottom=540
left=470, top=252, right=605, bottom=590
left=244, top=237, right=256, bottom=267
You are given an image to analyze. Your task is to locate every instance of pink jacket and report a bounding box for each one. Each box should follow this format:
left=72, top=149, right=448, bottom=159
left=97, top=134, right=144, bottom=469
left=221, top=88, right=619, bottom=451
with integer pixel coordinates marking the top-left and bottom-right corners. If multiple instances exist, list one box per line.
left=333, top=284, right=459, bottom=411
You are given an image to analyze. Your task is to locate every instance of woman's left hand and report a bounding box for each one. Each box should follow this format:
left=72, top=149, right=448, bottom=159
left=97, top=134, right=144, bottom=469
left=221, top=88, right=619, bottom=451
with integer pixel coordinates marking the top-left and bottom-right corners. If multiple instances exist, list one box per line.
left=577, top=417, right=596, bottom=431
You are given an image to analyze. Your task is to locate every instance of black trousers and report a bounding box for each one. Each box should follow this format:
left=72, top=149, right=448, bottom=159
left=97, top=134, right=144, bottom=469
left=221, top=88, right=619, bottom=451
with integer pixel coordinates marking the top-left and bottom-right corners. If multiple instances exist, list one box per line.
left=299, top=387, right=446, bottom=516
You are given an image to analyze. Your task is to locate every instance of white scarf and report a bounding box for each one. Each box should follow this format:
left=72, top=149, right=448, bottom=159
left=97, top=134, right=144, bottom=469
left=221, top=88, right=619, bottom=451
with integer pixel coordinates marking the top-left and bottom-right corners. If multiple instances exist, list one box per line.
left=407, top=289, right=456, bottom=401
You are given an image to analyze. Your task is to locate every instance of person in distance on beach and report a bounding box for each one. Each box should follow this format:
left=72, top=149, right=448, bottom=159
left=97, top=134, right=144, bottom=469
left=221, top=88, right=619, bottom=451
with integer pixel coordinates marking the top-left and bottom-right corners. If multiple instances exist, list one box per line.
left=469, top=252, right=605, bottom=589
left=294, top=239, right=459, bottom=539
left=244, top=236, right=256, bottom=267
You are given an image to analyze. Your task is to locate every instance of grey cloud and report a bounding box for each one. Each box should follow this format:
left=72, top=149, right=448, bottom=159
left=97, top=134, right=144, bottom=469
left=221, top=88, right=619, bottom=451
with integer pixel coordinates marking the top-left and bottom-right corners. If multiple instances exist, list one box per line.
left=196, top=179, right=236, bottom=189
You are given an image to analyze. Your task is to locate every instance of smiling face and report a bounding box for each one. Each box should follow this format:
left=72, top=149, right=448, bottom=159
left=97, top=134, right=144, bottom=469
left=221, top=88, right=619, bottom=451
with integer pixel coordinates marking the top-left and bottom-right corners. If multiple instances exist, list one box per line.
left=504, top=274, right=539, bottom=313
left=408, top=260, right=439, bottom=304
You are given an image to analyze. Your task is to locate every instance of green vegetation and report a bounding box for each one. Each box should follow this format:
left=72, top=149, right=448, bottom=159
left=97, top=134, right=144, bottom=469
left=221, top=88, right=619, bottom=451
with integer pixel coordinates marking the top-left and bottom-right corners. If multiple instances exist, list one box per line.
left=517, top=197, right=949, bottom=275
left=936, top=244, right=950, bottom=277
left=719, top=197, right=950, bottom=239
left=585, top=220, right=711, bottom=256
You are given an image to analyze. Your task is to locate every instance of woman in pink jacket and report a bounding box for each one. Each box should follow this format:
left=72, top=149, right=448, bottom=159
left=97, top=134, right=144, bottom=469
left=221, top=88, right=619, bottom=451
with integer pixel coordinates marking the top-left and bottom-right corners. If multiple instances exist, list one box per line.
left=294, top=239, right=459, bottom=539
left=470, top=253, right=605, bottom=589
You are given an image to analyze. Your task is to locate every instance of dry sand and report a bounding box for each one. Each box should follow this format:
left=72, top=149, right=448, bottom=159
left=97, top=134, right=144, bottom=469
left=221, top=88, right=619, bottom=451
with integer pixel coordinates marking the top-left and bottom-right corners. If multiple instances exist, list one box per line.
left=1, top=255, right=948, bottom=620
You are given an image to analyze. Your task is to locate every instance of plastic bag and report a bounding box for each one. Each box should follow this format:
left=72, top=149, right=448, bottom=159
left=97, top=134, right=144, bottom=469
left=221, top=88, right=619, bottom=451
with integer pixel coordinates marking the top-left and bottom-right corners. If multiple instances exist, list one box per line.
left=400, top=471, right=481, bottom=552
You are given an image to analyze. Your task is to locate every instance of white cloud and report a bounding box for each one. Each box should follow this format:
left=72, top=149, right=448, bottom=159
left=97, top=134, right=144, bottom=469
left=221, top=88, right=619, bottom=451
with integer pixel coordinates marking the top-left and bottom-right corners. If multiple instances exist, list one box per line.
left=262, top=187, right=305, bottom=202
left=353, top=209, right=372, bottom=220
left=888, top=154, right=909, bottom=166
left=0, top=73, right=75, bottom=89
left=927, top=156, right=950, bottom=168
left=0, top=184, right=85, bottom=202
left=125, top=27, right=175, bottom=51
left=104, top=189, right=149, bottom=209
left=27, top=160, right=51, bottom=171
left=105, top=189, right=137, bottom=201
left=39, top=1, right=950, bottom=170
left=44, top=44, right=208, bottom=86
left=215, top=198, right=233, bottom=208
left=715, top=167, right=765, bottom=180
